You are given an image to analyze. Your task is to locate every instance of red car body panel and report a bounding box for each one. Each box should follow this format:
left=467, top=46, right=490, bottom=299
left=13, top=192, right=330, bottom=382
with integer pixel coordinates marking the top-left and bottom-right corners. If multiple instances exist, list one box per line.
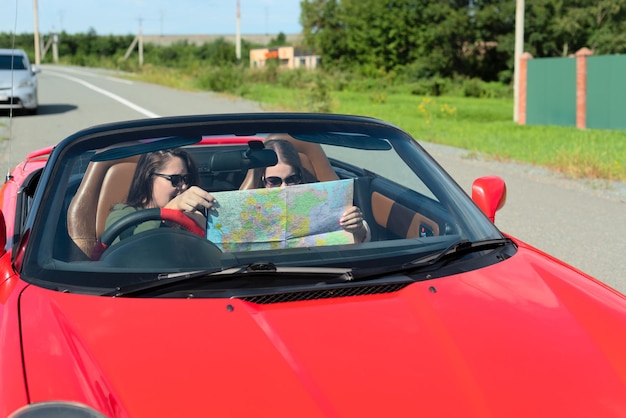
left=0, top=147, right=50, bottom=241
left=6, top=245, right=625, bottom=417
left=0, top=268, right=29, bottom=416
left=1, top=137, right=625, bottom=416
left=0, top=148, right=52, bottom=416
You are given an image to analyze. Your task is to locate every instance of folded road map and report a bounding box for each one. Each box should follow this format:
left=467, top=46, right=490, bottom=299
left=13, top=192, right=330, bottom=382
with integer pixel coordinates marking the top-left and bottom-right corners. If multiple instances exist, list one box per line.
left=206, top=179, right=354, bottom=251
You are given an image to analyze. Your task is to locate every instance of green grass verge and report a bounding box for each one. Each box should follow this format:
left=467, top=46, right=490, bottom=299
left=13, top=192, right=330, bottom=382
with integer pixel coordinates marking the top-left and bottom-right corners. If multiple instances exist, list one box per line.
left=241, top=85, right=626, bottom=182
left=126, top=67, right=625, bottom=183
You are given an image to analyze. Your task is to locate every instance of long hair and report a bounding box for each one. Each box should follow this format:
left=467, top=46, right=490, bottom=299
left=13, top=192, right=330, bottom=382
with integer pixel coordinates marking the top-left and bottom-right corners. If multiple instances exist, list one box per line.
left=251, top=139, right=316, bottom=188
left=126, top=148, right=199, bottom=208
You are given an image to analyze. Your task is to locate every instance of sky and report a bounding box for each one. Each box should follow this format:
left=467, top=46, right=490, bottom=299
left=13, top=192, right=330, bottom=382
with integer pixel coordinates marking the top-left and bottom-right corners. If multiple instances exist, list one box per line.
left=4, top=0, right=303, bottom=36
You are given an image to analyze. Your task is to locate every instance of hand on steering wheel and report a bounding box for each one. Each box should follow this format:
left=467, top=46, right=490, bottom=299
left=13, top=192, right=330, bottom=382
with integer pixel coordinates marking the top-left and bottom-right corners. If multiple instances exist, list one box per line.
left=92, top=208, right=205, bottom=260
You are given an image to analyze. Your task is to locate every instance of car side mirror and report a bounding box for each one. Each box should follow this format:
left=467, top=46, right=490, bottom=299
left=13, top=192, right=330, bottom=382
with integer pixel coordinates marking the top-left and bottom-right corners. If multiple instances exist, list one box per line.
left=472, top=176, right=506, bottom=223
left=0, top=210, right=6, bottom=256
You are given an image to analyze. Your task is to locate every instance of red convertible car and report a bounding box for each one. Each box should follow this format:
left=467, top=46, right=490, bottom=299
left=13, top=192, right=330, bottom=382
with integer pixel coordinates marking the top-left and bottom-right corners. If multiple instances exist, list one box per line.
left=1, top=113, right=625, bottom=417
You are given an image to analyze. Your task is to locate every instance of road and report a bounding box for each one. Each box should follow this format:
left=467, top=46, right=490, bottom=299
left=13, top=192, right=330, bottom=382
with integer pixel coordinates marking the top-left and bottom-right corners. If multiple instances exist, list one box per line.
left=1, top=65, right=625, bottom=294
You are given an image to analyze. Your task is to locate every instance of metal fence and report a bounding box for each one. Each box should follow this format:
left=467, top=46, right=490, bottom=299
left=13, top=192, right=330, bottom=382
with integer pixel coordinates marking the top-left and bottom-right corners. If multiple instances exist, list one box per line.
left=520, top=51, right=626, bottom=130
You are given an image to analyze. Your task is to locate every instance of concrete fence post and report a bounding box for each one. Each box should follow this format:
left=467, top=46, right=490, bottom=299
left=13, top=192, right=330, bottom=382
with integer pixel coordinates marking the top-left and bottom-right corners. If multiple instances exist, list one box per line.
left=518, top=52, right=533, bottom=125
left=575, top=48, right=593, bottom=129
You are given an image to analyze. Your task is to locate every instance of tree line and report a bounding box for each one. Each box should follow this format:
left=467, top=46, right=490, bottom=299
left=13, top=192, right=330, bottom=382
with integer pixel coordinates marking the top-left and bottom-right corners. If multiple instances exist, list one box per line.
left=0, top=30, right=268, bottom=69
left=2, top=0, right=625, bottom=86
left=300, top=0, right=626, bottom=82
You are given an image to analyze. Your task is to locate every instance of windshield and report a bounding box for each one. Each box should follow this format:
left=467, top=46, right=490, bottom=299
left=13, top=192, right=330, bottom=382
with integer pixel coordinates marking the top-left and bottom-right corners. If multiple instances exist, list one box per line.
left=20, top=114, right=505, bottom=291
left=0, top=54, right=27, bottom=70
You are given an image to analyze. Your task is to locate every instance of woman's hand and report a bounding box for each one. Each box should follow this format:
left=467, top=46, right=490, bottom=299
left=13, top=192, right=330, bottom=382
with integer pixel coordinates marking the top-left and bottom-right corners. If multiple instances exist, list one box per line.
left=339, top=206, right=369, bottom=243
left=165, top=186, right=216, bottom=227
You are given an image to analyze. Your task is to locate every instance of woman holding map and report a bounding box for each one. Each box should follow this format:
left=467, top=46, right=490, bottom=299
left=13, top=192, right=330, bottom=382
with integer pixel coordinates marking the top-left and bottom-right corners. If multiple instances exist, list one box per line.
left=251, top=139, right=370, bottom=243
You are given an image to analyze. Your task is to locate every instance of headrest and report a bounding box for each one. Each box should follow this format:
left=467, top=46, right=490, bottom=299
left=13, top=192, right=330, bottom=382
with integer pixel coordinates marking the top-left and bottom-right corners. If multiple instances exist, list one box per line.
left=239, top=134, right=338, bottom=189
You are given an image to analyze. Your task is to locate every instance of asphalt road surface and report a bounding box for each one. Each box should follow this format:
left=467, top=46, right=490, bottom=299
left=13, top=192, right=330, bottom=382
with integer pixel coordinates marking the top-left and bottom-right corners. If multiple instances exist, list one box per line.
left=1, top=65, right=625, bottom=294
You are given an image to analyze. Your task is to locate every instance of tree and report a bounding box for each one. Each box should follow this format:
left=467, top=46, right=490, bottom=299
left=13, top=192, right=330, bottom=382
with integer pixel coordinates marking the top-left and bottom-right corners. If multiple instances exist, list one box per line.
left=299, top=0, right=626, bottom=82
left=525, top=0, right=626, bottom=58
left=300, top=0, right=347, bottom=67
left=268, top=32, right=290, bottom=47
left=300, top=0, right=476, bottom=76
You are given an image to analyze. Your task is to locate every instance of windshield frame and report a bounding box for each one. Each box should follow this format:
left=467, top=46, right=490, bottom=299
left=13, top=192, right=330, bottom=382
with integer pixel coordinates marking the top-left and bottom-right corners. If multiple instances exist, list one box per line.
left=19, top=113, right=505, bottom=290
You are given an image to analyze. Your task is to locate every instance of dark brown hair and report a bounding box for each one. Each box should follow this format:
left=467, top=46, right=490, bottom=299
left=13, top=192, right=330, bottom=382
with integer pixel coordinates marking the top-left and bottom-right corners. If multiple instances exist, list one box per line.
left=126, top=148, right=199, bottom=208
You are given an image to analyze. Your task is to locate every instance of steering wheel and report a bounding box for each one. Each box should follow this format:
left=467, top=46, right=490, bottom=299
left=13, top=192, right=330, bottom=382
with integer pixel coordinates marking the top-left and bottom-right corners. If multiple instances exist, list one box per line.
left=92, top=208, right=205, bottom=260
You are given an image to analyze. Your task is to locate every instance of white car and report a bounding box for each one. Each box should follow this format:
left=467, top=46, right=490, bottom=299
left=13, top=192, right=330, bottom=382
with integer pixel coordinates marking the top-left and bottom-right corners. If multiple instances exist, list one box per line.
left=0, top=48, right=40, bottom=115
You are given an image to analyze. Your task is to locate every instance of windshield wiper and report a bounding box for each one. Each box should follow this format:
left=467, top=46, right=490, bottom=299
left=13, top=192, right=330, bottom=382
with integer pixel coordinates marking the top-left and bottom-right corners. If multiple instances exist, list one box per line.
left=341, top=238, right=513, bottom=282
left=104, top=268, right=225, bottom=297
left=405, top=238, right=510, bottom=266
left=105, top=262, right=276, bottom=297
left=104, top=262, right=347, bottom=297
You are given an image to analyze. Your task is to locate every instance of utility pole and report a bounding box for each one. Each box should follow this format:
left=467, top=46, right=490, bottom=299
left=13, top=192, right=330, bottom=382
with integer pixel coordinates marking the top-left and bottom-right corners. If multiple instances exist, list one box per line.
left=122, top=18, right=144, bottom=66
left=138, top=18, right=144, bottom=66
left=33, top=0, right=41, bottom=65
left=236, top=0, right=241, bottom=61
left=52, top=31, right=59, bottom=63
left=513, top=0, right=525, bottom=122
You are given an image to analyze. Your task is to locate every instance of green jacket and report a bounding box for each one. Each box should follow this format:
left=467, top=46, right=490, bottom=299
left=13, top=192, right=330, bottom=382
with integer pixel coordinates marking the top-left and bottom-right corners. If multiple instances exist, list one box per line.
left=104, top=204, right=161, bottom=244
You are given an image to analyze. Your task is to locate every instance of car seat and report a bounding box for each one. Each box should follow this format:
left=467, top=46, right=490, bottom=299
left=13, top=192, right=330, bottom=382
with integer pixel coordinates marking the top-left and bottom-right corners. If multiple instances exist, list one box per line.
left=67, top=155, right=139, bottom=259
left=239, top=134, right=338, bottom=189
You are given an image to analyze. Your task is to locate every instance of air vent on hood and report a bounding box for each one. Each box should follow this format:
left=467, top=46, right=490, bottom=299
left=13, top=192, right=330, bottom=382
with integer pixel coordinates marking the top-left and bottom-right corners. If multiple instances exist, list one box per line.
left=237, top=282, right=410, bottom=304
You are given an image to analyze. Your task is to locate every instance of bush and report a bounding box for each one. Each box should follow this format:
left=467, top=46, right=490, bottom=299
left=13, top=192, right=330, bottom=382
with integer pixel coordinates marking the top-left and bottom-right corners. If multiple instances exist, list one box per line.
left=461, top=78, right=483, bottom=98
left=195, top=65, right=246, bottom=94
left=305, top=72, right=334, bottom=113
left=276, top=68, right=317, bottom=89
left=461, top=78, right=512, bottom=98
left=409, top=77, right=451, bottom=97
left=481, top=81, right=512, bottom=99
left=245, top=68, right=272, bottom=84
left=324, top=69, right=351, bottom=91
left=346, top=77, right=386, bottom=93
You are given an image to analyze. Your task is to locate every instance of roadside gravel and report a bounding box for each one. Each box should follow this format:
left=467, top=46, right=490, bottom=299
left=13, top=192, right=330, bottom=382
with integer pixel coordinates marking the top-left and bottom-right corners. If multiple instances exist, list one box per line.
left=421, top=141, right=626, bottom=204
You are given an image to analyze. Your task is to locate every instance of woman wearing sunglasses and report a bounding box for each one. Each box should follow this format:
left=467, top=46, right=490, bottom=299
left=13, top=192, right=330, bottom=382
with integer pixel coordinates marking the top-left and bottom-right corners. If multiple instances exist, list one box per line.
left=251, top=139, right=370, bottom=243
left=104, top=148, right=216, bottom=242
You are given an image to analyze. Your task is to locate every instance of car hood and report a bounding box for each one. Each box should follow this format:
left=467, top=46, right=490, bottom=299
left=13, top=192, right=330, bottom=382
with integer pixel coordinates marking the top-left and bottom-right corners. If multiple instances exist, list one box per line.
left=0, top=70, right=32, bottom=89
left=19, top=247, right=626, bottom=417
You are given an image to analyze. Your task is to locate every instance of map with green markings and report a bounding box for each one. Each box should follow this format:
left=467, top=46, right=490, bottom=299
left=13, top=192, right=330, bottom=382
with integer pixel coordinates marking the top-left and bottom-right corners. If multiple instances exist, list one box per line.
left=206, top=179, right=354, bottom=251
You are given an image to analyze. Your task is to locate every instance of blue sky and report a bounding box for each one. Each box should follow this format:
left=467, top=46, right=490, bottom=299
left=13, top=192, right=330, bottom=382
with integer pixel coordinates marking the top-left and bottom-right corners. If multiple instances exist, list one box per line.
left=4, top=0, right=303, bottom=36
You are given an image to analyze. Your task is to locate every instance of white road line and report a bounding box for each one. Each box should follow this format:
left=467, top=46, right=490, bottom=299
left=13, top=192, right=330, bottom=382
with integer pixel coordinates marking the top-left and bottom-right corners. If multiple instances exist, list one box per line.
left=104, top=76, right=134, bottom=84
left=46, top=70, right=160, bottom=118
left=47, top=66, right=134, bottom=84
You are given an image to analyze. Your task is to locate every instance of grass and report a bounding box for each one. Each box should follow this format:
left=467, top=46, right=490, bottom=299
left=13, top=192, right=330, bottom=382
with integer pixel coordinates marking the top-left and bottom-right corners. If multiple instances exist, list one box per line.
left=124, top=65, right=198, bottom=90
left=240, top=84, right=626, bottom=182
left=125, top=68, right=626, bottom=182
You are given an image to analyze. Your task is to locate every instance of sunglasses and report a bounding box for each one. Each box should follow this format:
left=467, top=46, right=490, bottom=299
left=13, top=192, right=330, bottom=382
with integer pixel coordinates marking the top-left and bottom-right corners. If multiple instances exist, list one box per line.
left=154, top=173, right=191, bottom=188
left=263, top=173, right=302, bottom=188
